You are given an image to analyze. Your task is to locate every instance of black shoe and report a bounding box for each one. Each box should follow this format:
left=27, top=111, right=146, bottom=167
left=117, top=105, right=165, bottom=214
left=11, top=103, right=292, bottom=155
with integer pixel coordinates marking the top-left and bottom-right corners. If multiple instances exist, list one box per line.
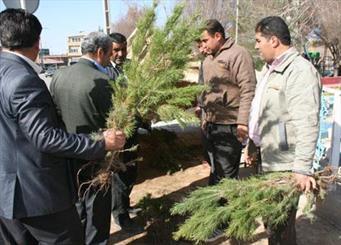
left=115, top=213, right=144, bottom=233
left=205, top=228, right=225, bottom=243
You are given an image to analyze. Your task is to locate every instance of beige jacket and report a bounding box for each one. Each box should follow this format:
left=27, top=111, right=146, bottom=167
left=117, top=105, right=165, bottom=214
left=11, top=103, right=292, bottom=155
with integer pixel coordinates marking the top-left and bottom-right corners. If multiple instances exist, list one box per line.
left=201, top=38, right=256, bottom=125
left=257, top=49, right=321, bottom=174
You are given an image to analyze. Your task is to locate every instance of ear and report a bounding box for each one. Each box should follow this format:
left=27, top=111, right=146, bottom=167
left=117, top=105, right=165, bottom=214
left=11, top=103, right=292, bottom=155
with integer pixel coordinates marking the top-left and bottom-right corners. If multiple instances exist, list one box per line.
left=33, top=39, right=40, bottom=51
left=31, top=39, right=40, bottom=60
left=97, top=48, right=104, bottom=57
left=270, top=36, right=280, bottom=48
left=214, top=32, right=223, bottom=41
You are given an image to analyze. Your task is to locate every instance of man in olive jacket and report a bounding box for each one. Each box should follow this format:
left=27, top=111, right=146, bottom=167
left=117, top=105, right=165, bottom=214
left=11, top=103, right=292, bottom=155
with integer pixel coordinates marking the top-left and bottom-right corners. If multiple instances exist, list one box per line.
left=0, top=9, right=124, bottom=244
left=197, top=19, right=256, bottom=185
left=50, top=32, right=116, bottom=245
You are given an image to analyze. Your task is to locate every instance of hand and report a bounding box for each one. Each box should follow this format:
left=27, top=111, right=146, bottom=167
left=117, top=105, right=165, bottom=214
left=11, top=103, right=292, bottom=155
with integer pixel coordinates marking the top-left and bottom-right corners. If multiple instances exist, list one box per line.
left=244, top=147, right=258, bottom=167
left=237, top=124, right=248, bottom=143
left=293, top=173, right=317, bottom=193
left=194, top=106, right=202, bottom=118
left=103, top=129, right=126, bottom=151
left=202, top=160, right=210, bottom=166
left=243, top=139, right=258, bottom=167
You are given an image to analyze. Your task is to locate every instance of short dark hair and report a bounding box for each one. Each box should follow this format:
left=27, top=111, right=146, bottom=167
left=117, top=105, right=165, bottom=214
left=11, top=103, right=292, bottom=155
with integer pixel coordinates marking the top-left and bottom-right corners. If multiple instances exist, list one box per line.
left=255, top=16, right=291, bottom=45
left=204, top=19, right=225, bottom=39
left=0, top=8, right=42, bottom=49
left=109, top=32, right=127, bottom=44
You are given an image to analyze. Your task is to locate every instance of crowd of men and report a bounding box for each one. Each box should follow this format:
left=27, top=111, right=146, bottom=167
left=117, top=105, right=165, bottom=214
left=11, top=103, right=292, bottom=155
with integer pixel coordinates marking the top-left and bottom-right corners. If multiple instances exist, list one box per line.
left=0, top=8, right=320, bottom=245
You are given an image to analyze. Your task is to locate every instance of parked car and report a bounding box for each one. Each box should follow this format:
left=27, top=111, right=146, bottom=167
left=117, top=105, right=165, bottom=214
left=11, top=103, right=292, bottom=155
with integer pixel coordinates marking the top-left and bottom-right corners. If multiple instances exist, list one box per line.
left=45, top=68, right=56, bottom=77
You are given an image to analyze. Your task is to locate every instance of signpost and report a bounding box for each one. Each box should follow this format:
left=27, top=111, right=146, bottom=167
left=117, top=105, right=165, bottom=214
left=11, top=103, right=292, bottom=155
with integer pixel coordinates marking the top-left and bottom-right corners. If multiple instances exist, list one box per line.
left=2, top=0, right=39, bottom=13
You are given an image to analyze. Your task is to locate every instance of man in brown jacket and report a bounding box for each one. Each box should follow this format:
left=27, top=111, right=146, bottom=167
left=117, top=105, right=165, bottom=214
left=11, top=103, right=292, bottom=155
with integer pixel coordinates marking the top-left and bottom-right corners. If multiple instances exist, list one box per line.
left=197, top=19, right=256, bottom=186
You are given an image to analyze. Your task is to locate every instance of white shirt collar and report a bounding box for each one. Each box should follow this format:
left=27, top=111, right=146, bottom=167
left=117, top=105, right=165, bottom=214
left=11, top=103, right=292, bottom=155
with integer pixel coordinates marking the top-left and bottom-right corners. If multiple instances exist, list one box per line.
left=3, top=50, right=42, bottom=74
left=110, top=60, right=118, bottom=68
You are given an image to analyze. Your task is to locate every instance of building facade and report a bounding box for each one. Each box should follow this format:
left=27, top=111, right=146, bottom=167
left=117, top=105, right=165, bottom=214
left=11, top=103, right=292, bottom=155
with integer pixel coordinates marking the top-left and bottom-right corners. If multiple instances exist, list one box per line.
left=67, top=32, right=87, bottom=64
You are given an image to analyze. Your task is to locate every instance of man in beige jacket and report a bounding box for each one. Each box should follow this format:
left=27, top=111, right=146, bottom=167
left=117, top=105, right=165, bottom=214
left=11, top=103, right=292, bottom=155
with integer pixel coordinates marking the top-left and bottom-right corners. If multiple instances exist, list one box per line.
left=197, top=19, right=256, bottom=186
left=246, top=16, right=321, bottom=245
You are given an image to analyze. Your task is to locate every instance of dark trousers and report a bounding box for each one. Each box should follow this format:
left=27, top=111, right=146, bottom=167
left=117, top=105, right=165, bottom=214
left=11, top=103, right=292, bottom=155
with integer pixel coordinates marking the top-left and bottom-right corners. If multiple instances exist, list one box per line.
left=0, top=206, right=83, bottom=245
left=264, top=195, right=299, bottom=245
left=111, top=131, right=138, bottom=223
left=76, top=186, right=111, bottom=245
left=202, top=123, right=242, bottom=185
left=111, top=165, right=137, bottom=222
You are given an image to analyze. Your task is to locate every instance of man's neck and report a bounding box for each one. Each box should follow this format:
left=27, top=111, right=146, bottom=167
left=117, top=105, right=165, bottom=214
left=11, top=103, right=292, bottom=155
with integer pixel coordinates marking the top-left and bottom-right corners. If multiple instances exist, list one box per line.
left=84, top=54, right=99, bottom=63
left=213, top=39, right=227, bottom=56
left=273, top=45, right=290, bottom=60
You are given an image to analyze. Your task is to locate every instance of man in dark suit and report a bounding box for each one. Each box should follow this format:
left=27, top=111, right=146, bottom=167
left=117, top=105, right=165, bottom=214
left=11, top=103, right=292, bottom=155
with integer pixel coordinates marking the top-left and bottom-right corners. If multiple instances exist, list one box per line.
left=107, top=32, right=127, bottom=81
left=50, top=32, right=117, bottom=245
left=107, top=33, right=143, bottom=233
left=0, top=9, right=125, bottom=245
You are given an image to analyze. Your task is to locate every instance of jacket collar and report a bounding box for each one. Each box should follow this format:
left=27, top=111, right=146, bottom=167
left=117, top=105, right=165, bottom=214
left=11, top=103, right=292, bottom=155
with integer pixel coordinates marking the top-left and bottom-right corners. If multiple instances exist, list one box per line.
left=80, top=57, right=108, bottom=74
left=78, top=57, right=98, bottom=69
left=270, top=48, right=300, bottom=73
left=212, top=37, right=235, bottom=58
left=1, top=50, right=42, bottom=74
left=110, top=60, right=118, bottom=68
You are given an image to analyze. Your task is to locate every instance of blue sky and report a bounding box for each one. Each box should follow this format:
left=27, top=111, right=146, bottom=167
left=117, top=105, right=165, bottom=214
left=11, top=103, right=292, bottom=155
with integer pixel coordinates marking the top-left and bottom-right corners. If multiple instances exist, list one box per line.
left=0, top=0, right=176, bottom=54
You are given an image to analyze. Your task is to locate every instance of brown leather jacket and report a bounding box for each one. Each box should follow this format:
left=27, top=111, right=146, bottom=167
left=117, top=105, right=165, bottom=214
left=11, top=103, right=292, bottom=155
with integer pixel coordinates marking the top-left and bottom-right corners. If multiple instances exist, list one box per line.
left=201, top=38, right=256, bottom=125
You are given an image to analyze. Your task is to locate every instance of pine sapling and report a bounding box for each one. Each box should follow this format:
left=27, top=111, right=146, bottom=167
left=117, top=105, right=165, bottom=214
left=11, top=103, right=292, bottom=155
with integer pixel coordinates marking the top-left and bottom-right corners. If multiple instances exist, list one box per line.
left=171, top=166, right=341, bottom=243
left=77, top=2, right=204, bottom=196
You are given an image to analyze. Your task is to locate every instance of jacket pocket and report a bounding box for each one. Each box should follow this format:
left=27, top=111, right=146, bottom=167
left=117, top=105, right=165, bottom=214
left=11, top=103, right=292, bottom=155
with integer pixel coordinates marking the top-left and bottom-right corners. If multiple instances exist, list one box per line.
left=268, top=84, right=280, bottom=90
left=278, top=121, right=289, bottom=151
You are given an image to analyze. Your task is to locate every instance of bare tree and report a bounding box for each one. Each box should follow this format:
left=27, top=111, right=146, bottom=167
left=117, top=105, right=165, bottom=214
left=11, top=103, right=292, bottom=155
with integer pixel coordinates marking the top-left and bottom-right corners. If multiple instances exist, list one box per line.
left=181, top=0, right=305, bottom=68
left=181, top=0, right=337, bottom=69
left=181, top=0, right=235, bottom=32
left=314, top=0, right=341, bottom=75
left=110, top=4, right=147, bottom=38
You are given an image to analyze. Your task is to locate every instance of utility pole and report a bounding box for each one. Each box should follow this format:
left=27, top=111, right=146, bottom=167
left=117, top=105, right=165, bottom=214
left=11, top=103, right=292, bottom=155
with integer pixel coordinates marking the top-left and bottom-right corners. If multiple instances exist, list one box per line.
left=103, top=0, right=111, bottom=34
left=2, top=0, right=39, bottom=13
left=235, top=0, right=239, bottom=44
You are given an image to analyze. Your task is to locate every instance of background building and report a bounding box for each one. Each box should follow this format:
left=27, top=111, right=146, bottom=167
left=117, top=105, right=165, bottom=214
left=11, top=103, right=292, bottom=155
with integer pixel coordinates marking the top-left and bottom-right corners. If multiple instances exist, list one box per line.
left=67, top=31, right=87, bottom=64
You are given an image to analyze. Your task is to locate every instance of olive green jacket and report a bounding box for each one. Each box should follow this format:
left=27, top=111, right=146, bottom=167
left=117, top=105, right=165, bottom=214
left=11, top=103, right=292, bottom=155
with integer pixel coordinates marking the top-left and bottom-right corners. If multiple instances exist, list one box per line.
left=258, top=49, right=321, bottom=174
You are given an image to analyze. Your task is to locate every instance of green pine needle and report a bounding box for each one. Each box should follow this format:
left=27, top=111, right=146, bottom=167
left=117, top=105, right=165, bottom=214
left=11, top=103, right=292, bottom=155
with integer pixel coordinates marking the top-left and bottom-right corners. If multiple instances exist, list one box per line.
left=105, top=2, right=203, bottom=138
left=171, top=172, right=326, bottom=243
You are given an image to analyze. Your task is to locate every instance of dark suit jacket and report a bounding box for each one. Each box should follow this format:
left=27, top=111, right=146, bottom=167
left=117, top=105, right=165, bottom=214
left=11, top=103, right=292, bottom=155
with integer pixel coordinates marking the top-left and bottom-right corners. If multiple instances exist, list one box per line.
left=50, top=58, right=112, bottom=135
left=106, top=61, right=122, bottom=81
left=50, top=58, right=113, bottom=182
left=0, top=52, right=107, bottom=219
